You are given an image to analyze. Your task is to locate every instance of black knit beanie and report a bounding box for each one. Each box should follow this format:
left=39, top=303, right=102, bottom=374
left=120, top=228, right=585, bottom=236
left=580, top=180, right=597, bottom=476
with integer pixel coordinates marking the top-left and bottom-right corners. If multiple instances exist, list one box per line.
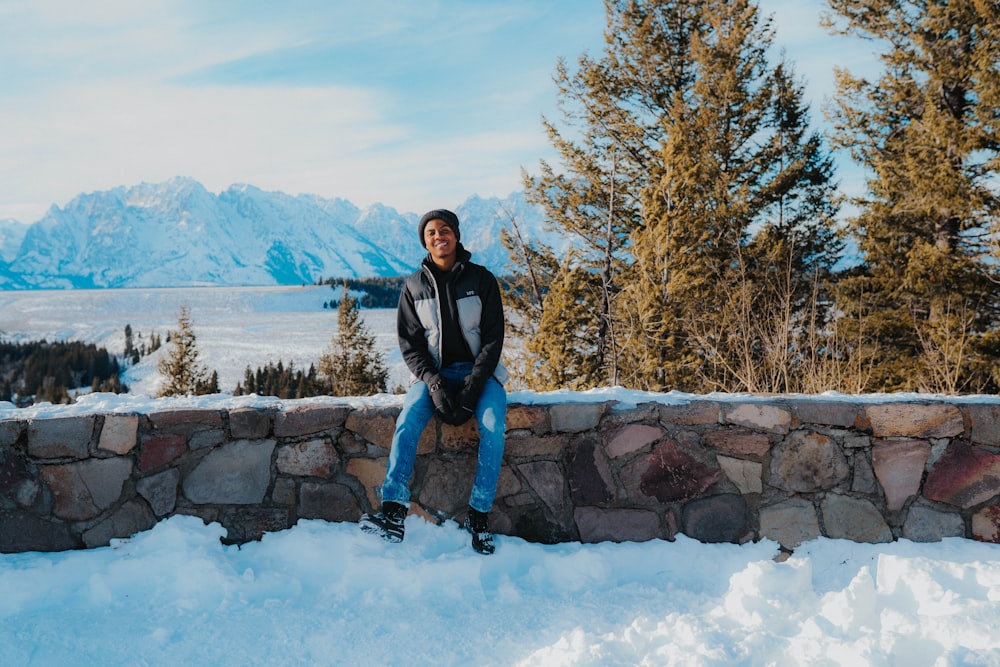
left=418, top=209, right=461, bottom=248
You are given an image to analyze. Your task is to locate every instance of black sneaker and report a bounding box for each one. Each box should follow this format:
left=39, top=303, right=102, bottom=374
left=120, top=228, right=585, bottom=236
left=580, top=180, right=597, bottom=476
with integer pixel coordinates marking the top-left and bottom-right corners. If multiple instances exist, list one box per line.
left=359, top=501, right=407, bottom=543
left=464, top=508, right=495, bottom=555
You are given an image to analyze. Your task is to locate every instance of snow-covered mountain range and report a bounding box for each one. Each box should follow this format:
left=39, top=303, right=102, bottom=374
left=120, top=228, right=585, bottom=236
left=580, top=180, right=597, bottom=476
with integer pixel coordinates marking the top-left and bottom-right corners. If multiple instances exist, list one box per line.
left=0, top=177, right=555, bottom=289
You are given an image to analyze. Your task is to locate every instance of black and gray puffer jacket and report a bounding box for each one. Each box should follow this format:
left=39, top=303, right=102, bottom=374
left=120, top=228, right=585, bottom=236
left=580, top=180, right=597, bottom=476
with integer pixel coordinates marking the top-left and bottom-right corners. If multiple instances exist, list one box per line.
left=397, top=245, right=508, bottom=394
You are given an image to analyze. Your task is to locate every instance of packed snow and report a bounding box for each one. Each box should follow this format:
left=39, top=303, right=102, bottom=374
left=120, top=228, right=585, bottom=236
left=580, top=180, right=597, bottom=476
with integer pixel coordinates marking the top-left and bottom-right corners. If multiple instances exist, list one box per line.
left=2, top=286, right=1000, bottom=666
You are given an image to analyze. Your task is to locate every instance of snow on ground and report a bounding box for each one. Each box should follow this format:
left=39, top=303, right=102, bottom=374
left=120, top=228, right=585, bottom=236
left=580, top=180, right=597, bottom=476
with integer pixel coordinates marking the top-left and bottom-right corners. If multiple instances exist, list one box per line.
left=1, top=517, right=1000, bottom=666
left=2, top=286, right=1000, bottom=666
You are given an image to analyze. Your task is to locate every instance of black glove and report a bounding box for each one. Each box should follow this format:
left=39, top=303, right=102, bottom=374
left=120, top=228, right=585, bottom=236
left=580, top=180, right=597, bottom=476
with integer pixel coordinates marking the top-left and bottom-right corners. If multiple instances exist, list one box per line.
left=427, top=376, right=454, bottom=421
left=450, top=380, right=479, bottom=426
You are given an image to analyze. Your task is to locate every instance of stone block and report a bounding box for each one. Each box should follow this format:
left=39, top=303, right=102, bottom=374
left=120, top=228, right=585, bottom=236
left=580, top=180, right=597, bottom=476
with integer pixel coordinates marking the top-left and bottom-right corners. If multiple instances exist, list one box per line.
left=504, top=433, right=567, bottom=459
left=229, top=407, right=273, bottom=439
left=299, top=481, right=361, bottom=522
left=703, top=429, right=771, bottom=459
left=606, top=424, right=665, bottom=459
left=40, top=457, right=133, bottom=521
left=716, top=455, right=762, bottom=494
left=137, top=468, right=180, bottom=517
left=972, top=503, right=1000, bottom=543
left=273, top=404, right=350, bottom=437
left=82, top=499, right=156, bottom=548
left=272, top=477, right=296, bottom=506
left=440, top=418, right=480, bottom=451
left=1, top=450, right=39, bottom=508
left=681, top=494, right=748, bottom=544
left=574, top=507, right=662, bottom=543
left=967, top=404, right=1000, bottom=446
left=182, top=439, right=276, bottom=505
left=147, top=408, right=223, bottom=435
left=724, top=403, right=791, bottom=434
left=903, top=503, right=964, bottom=542
left=27, top=416, right=95, bottom=460
left=219, top=507, right=291, bottom=543
left=98, top=415, right=139, bottom=455
left=793, top=401, right=861, bottom=428
left=418, top=456, right=477, bottom=515
left=0, top=509, right=76, bottom=553
left=139, top=433, right=187, bottom=473
left=923, top=440, right=1000, bottom=509
left=345, top=408, right=398, bottom=448
left=658, top=401, right=721, bottom=426
left=872, top=439, right=931, bottom=511
left=851, top=454, right=878, bottom=495
left=634, top=440, right=721, bottom=503
left=346, top=457, right=388, bottom=509
left=865, top=403, right=963, bottom=439
left=0, top=420, right=23, bottom=447
left=276, top=438, right=338, bottom=477
left=759, top=498, right=820, bottom=549
left=567, top=438, right=615, bottom=505
left=550, top=402, right=608, bottom=433
left=506, top=405, right=550, bottom=432
left=518, top=460, right=567, bottom=516
left=768, top=430, right=849, bottom=493
left=189, top=428, right=226, bottom=450
left=821, top=494, right=892, bottom=543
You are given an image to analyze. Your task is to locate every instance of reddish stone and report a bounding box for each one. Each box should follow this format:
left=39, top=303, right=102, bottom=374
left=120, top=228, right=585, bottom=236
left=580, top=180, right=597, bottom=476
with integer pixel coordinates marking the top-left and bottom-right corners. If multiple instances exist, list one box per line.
left=346, top=457, right=388, bottom=510
left=703, top=429, right=771, bottom=459
left=606, top=424, right=665, bottom=458
left=967, top=404, right=1000, bottom=446
left=276, top=438, right=338, bottom=477
left=872, top=439, right=931, bottom=511
left=506, top=405, right=550, bottom=432
left=924, top=441, right=1000, bottom=509
left=972, top=503, right=1000, bottom=543
left=139, top=433, right=187, bottom=473
left=866, top=403, right=963, bottom=439
left=345, top=408, right=398, bottom=448
left=638, top=440, right=721, bottom=503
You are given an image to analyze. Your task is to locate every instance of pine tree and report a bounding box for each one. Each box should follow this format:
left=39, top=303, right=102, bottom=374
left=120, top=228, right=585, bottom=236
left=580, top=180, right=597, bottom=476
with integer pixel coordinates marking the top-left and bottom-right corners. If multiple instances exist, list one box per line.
left=512, top=0, right=840, bottom=393
left=318, top=285, right=388, bottom=396
left=157, top=306, right=215, bottom=397
left=826, top=0, right=1000, bottom=392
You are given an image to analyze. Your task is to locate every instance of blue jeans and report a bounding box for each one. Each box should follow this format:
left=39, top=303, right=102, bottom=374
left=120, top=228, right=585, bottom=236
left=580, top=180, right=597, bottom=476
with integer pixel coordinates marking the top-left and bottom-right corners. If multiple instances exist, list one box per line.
left=381, top=362, right=507, bottom=513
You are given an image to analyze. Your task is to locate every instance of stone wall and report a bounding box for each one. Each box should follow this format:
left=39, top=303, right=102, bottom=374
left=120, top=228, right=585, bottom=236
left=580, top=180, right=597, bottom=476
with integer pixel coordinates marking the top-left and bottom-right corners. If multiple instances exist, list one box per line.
left=3, top=395, right=1000, bottom=554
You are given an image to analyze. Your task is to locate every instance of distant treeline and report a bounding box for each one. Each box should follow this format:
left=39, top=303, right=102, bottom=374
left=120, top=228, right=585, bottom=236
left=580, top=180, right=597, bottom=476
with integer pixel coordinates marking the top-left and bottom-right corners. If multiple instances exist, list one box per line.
left=0, top=340, right=127, bottom=406
left=233, top=361, right=326, bottom=399
left=319, top=275, right=523, bottom=310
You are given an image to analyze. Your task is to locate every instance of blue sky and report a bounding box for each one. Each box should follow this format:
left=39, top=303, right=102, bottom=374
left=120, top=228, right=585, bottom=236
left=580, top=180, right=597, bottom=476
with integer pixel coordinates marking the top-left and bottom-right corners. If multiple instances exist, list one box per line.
left=0, top=0, right=878, bottom=223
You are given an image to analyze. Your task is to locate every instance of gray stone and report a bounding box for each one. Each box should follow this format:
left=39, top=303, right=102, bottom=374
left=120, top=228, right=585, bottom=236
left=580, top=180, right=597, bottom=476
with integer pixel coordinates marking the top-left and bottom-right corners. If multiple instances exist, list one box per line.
left=82, top=499, right=156, bottom=548
left=97, top=415, right=138, bottom=455
left=851, top=453, right=878, bottom=495
left=794, top=401, right=860, bottom=428
left=821, top=494, right=893, bottom=543
left=182, top=439, right=276, bottom=505
left=229, top=407, right=273, bottom=439
left=903, top=503, right=965, bottom=542
left=136, top=468, right=180, bottom=517
left=273, top=405, right=349, bottom=437
left=968, top=404, right=1000, bottom=446
left=417, top=456, right=477, bottom=515
left=716, top=455, right=762, bottom=494
left=0, top=509, right=77, bottom=553
left=219, top=507, right=290, bottom=543
left=681, top=494, right=748, bottom=544
left=574, top=507, right=661, bottom=543
left=299, top=481, right=360, bottom=522
left=549, top=403, right=608, bottom=433
left=0, top=420, right=23, bottom=447
left=759, top=498, right=821, bottom=549
left=40, top=457, right=133, bottom=521
left=28, top=416, right=96, bottom=460
left=768, top=430, right=849, bottom=493
left=567, top=438, right=615, bottom=505
left=724, top=403, right=791, bottom=434
left=189, top=428, right=226, bottom=450
left=518, top=460, right=567, bottom=516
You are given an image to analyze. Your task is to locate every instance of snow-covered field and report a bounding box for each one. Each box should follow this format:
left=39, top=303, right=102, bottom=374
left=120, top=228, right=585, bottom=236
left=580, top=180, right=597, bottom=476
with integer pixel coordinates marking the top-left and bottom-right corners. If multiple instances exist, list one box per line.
left=0, top=285, right=406, bottom=395
left=2, top=286, right=1000, bottom=666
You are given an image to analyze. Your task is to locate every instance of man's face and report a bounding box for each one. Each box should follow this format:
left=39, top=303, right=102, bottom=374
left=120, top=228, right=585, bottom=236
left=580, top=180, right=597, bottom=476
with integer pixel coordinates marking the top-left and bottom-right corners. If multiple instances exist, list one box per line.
left=423, top=218, right=457, bottom=265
